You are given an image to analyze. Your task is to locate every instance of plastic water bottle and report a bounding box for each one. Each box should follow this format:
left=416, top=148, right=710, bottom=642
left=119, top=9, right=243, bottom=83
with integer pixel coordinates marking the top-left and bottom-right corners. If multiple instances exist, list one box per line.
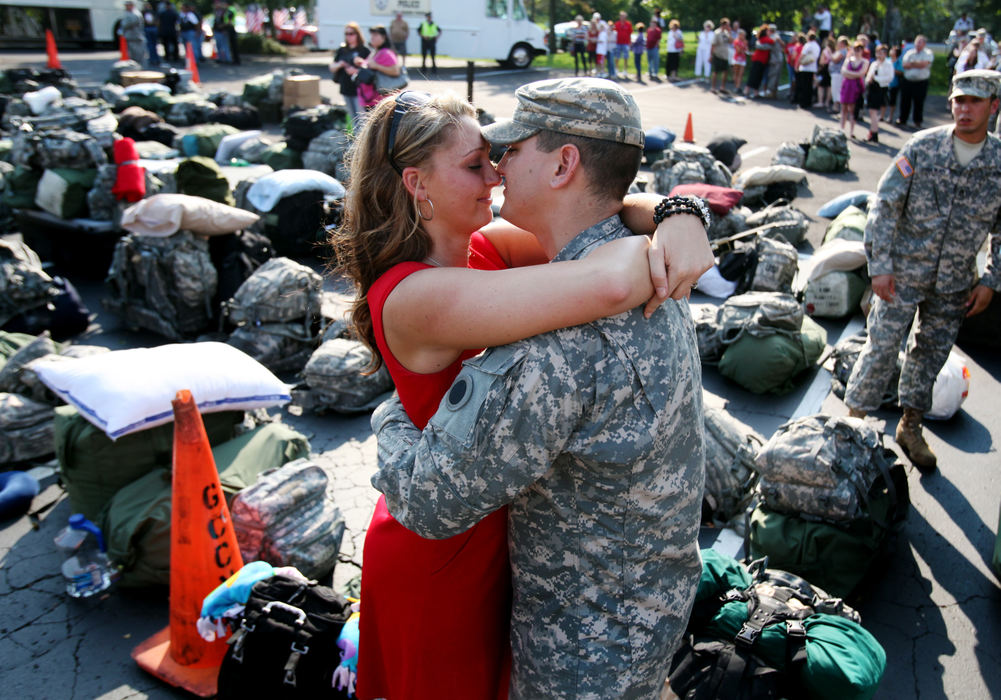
left=53, top=514, right=116, bottom=598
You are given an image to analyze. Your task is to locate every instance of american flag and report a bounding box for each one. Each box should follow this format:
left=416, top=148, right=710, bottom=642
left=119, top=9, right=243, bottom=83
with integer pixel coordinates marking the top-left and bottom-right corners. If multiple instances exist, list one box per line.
left=245, top=8, right=265, bottom=34
left=293, top=8, right=307, bottom=28
left=272, top=8, right=290, bottom=28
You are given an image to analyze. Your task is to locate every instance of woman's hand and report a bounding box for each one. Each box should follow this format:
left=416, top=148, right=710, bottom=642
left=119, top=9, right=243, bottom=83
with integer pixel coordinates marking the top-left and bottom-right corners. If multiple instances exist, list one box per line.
left=646, top=213, right=713, bottom=313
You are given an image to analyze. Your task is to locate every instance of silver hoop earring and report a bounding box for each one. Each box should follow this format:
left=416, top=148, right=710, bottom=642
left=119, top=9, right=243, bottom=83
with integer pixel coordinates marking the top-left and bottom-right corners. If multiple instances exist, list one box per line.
left=417, top=197, right=435, bottom=221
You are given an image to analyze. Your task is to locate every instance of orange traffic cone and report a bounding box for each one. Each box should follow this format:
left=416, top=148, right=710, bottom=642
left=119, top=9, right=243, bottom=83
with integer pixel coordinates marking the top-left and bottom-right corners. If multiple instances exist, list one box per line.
left=131, top=390, right=245, bottom=697
left=119, top=34, right=130, bottom=61
left=683, top=112, right=694, bottom=143
left=45, top=29, right=62, bottom=70
left=185, top=42, right=200, bottom=84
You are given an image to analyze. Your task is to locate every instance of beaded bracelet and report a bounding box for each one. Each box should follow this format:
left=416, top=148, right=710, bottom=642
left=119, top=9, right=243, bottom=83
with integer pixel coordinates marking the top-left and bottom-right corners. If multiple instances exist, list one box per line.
left=652, top=195, right=712, bottom=231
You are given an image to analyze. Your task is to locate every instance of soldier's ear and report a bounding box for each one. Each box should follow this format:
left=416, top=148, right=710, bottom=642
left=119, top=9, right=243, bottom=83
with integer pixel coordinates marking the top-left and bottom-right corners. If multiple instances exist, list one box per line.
left=551, top=144, right=580, bottom=189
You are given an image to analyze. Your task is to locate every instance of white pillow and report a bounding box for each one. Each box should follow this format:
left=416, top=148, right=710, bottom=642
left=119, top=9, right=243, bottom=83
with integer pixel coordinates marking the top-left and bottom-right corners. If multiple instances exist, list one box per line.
left=733, top=165, right=808, bottom=190
left=123, top=82, right=171, bottom=95
left=215, top=130, right=263, bottom=164
left=32, top=342, right=292, bottom=439
left=121, top=193, right=260, bottom=236
left=246, top=169, right=346, bottom=212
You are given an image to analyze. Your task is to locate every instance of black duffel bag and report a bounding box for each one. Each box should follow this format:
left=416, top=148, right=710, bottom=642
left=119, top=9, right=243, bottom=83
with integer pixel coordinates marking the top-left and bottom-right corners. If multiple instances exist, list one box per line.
left=217, top=574, right=353, bottom=699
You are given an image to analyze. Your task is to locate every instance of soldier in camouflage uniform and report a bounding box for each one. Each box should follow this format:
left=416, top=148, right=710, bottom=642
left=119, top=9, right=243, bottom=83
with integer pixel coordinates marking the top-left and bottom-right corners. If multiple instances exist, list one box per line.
left=371, top=78, right=707, bottom=699
left=845, top=69, right=1001, bottom=471
left=119, top=1, right=147, bottom=66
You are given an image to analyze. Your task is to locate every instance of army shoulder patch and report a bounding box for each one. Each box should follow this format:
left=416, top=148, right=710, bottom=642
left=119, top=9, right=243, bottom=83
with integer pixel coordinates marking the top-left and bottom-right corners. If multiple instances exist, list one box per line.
left=894, top=155, right=914, bottom=178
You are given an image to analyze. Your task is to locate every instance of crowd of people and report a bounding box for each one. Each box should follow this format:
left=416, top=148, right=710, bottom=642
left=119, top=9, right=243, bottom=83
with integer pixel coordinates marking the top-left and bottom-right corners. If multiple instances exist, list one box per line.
left=562, top=6, right=997, bottom=144
left=119, top=0, right=241, bottom=67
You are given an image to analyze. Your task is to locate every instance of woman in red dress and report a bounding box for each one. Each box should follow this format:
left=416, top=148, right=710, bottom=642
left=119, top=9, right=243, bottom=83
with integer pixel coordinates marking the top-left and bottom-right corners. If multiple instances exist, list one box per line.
left=330, top=90, right=710, bottom=699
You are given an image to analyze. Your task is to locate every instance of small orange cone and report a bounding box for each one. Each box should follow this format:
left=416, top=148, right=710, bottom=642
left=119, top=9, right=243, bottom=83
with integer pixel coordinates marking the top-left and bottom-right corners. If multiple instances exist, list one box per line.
left=211, top=42, right=218, bottom=60
left=45, top=29, right=62, bottom=70
left=119, top=34, right=130, bottom=61
left=185, top=42, right=200, bottom=84
left=131, top=390, right=245, bottom=697
left=683, top=112, right=694, bottom=143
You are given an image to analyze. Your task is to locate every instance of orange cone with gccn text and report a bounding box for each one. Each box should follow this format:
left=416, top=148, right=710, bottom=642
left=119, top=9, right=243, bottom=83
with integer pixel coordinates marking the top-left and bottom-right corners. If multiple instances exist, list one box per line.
left=119, top=34, right=130, bottom=61
left=45, top=30, right=62, bottom=70
left=131, top=389, right=244, bottom=697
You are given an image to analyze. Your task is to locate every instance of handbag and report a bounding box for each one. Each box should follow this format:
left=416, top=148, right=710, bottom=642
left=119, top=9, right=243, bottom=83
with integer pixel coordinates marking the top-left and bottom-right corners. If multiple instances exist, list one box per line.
left=354, top=67, right=376, bottom=85
left=375, top=64, right=409, bottom=94
left=217, top=574, right=354, bottom=698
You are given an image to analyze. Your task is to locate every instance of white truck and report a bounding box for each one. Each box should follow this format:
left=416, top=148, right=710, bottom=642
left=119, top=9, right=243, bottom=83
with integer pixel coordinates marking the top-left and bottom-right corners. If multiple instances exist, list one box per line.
left=315, top=0, right=547, bottom=69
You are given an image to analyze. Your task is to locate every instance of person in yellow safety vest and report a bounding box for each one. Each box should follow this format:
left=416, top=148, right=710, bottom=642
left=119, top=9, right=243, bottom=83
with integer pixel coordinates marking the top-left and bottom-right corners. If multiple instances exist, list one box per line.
left=419, top=12, right=441, bottom=74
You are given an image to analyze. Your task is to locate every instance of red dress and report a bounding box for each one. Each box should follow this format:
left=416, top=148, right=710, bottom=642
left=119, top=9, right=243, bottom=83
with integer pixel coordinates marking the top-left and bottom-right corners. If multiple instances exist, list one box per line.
left=356, top=232, right=512, bottom=700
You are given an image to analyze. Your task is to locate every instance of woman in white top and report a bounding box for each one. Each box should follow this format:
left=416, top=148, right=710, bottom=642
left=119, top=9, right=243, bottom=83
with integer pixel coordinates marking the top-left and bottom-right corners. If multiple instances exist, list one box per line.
left=864, top=45, right=894, bottom=142
left=794, top=31, right=821, bottom=109
left=829, top=35, right=849, bottom=111
left=665, top=19, right=685, bottom=81
left=595, top=19, right=610, bottom=77
left=956, top=39, right=990, bottom=73
left=695, top=20, right=714, bottom=79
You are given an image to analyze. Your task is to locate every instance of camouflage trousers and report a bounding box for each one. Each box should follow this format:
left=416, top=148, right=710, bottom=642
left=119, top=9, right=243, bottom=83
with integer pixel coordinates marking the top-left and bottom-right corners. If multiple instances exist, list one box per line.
left=845, top=281, right=967, bottom=413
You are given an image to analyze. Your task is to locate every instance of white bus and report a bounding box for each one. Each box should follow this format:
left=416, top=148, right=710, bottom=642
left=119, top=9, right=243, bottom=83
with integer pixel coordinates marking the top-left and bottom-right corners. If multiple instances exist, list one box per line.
left=0, top=0, right=119, bottom=48
left=316, top=0, right=547, bottom=69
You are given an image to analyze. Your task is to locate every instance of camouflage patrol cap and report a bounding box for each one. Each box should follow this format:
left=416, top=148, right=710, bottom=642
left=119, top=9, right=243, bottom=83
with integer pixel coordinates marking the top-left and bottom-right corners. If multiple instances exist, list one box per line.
left=949, top=69, right=1001, bottom=100
left=480, top=78, right=645, bottom=148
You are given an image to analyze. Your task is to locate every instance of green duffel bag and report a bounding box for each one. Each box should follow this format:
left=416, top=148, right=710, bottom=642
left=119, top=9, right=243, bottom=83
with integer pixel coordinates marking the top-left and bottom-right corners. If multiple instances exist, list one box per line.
left=718, top=314, right=827, bottom=394
left=176, top=156, right=234, bottom=206
left=99, top=421, right=313, bottom=587
left=823, top=204, right=867, bottom=245
left=180, top=123, right=240, bottom=158
left=804, top=143, right=849, bottom=173
left=676, top=550, right=887, bottom=700
left=101, top=468, right=172, bottom=588
left=35, top=168, right=97, bottom=219
left=216, top=421, right=312, bottom=494
left=118, top=91, right=173, bottom=115
left=55, top=405, right=242, bottom=521
left=748, top=459, right=909, bottom=597
left=5, top=165, right=42, bottom=209
left=260, top=143, right=303, bottom=171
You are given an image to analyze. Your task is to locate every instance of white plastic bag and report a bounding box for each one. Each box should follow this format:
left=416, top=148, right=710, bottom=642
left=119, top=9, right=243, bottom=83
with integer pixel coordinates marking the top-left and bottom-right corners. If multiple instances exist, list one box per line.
left=926, top=349, right=970, bottom=420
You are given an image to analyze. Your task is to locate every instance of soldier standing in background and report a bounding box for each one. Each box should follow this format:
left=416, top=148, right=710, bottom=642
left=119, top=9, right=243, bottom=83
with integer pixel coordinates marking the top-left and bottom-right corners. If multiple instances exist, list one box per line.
left=845, top=70, right=1001, bottom=472
left=389, top=12, right=409, bottom=62
left=119, top=1, right=147, bottom=65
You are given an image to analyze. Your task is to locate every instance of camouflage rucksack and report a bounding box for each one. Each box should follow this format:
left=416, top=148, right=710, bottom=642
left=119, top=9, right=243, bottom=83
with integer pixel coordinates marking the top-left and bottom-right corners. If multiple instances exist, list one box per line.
left=828, top=329, right=899, bottom=408
left=230, top=458, right=346, bottom=580
left=223, top=258, right=323, bottom=373
left=771, top=141, right=806, bottom=168
left=694, top=292, right=804, bottom=365
left=293, top=337, right=395, bottom=414
left=754, top=414, right=895, bottom=522
left=30, top=129, right=107, bottom=170
left=702, top=407, right=763, bottom=531
left=0, top=391, right=55, bottom=464
left=104, top=231, right=218, bottom=340
left=749, top=236, right=799, bottom=294
left=743, top=202, right=810, bottom=247
left=301, top=128, right=350, bottom=181
left=0, top=239, right=58, bottom=327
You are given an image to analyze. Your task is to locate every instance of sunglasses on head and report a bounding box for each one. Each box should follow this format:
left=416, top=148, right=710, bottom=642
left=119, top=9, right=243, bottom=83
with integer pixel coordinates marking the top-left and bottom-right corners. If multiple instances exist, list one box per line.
left=387, top=91, right=433, bottom=176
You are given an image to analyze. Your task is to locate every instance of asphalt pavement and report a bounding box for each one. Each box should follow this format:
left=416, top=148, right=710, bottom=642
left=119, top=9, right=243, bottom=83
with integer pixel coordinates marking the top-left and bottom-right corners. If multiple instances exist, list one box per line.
left=0, top=48, right=999, bottom=699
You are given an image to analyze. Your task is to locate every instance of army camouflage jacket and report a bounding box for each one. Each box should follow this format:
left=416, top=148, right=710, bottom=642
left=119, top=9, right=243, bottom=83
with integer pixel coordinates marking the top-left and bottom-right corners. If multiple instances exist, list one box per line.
left=372, top=215, right=705, bottom=699
left=865, top=125, right=1001, bottom=293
